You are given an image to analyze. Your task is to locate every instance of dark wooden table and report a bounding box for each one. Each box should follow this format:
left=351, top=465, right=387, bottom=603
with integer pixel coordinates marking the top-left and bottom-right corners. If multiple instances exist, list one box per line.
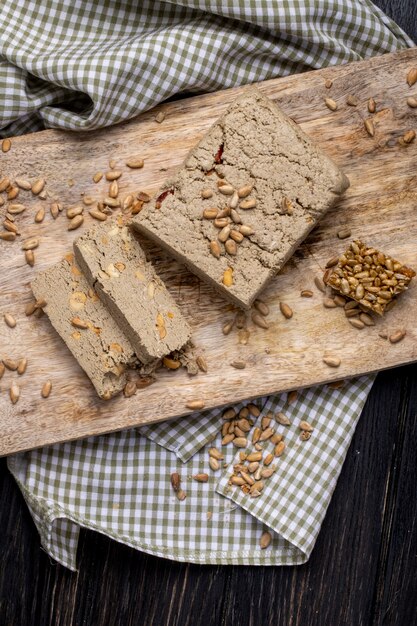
left=1, top=3, right=416, bottom=625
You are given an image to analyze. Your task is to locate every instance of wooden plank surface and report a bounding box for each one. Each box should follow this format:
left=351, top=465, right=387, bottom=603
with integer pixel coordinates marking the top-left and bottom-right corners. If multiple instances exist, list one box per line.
left=1, top=47, right=417, bottom=455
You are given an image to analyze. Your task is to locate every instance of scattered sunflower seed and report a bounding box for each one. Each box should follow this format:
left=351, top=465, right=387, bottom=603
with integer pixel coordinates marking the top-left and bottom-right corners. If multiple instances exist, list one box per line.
left=4, top=313, right=16, bottom=328
left=10, top=382, right=20, bottom=404
left=193, top=473, right=208, bottom=483
left=41, top=380, right=52, bottom=398
left=325, top=97, right=337, bottom=111
left=17, top=358, right=28, bottom=375
left=276, top=412, right=291, bottom=426
left=230, top=360, right=246, bottom=369
left=279, top=302, right=293, bottom=319
left=300, top=431, right=312, bottom=441
left=389, top=329, right=406, bottom=344
left=323, top=355, right=341, bottom=368
left=368, top=98, right=376, bottom=113
left=68, top=215, right=84, bottom=231
left=186, top=399, right=205, bottom=410
left=346, top=95, right=359, bottom=107
left=31, top=178, right=46, bottom=195
left=314, top=276, right=326, bottom=293
left=325, top=78, right=333, bottom=89
left=406, top=67, right=417, bottom=87
left=34, top=206, right=45, bottom=223
left=402, top=130, right=416, bottom=144
left=105, top=170, right=122, bottom=180
left=364, top=118, right=375, bottom=137
left=2, top=138, right=11, bottom=152
left=21, top=238, right=39, bottom=251
left=25, top=250, right=35, bottom=267
left=406, top=97, right=417, bottom=108
left=337, top=228, right=351, bottom=239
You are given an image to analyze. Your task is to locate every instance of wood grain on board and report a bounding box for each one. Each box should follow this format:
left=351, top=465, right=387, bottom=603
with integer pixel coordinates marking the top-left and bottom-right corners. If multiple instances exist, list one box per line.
left=1, top=48, right=417, bottom=456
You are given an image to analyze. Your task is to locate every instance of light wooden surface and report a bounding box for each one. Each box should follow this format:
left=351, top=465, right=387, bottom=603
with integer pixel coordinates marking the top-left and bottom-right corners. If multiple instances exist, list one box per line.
left=1, top=48, right=417, bottom=456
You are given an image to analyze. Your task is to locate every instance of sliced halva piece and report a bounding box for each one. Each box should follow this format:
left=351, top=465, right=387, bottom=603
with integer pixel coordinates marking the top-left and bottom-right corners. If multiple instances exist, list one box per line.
left=31, top=255, right=136, bottom=399
left=131, top=87, right=350, bottom=309
left=73, top=220, right=191, bottom=363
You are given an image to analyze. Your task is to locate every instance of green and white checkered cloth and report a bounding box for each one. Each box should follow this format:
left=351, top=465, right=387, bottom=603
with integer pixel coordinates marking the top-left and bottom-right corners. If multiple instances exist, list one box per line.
left=2, top=0, right=413, bottom=571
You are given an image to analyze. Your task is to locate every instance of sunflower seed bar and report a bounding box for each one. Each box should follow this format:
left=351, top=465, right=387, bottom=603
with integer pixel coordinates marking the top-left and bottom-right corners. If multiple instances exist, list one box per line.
left=324, top=240, right=415, bottom=315
left=31, top=256, right=137, bottom=399
left=73, top=219, right=191, bottom=363
left=131, top=88, right=349, bottom=309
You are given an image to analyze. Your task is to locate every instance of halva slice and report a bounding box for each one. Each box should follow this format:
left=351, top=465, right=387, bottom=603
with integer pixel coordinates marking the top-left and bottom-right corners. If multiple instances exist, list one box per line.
left=324, top=240, right=415, bottom=315
left=31, top=255, right=136, bottom=399
left=73, top=220, right=191, bottom=363
left=131, top=87, right=349, bottom=309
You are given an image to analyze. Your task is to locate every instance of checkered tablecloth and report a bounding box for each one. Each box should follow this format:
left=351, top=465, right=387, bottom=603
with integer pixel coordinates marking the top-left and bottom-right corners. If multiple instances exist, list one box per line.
left=2, top=0, right=413, bottom=570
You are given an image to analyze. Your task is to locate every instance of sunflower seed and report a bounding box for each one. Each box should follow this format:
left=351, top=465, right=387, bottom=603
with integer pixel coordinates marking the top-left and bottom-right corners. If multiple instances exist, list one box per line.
left=251, top=427, right=261, bottom=444
left=34, top=206, right=45, bottom=223
left=300, top=431, right=312, bottom=441
left=323, top=297, right=337, bottom=308
left=263, top=453, right=274, bottom=467
left=2, top=138, right=11, bottom=152
left=218, top=185, right=234, bottom=197
left=323, top=355, right=341, bottom=368
left=201, top=188, right=213, bottom=199
left=280, top=302, right=293, bottom=319
left=0, top=231, right=16, bottom=241
left=325, top=78, right=333, bottom=89
left=8, top=203, right=26, bottom=214
left=239, top=198, right=256, bottom=210
left=406, top=97, right=417, bottom=108
left=222, top=267, right=233, bottom=287
left=4, top=313, right=16, bottom=328
left=176, top=489, right=186, bottom=501
left=7, top=187, right=19, bottom=200
left=203, top=208, right=218, bottom=219
left=31, top=178, right=45, bottom=195
left=17, top=358, right=27, bottom=375
left=105, top=170, right=122, bottom=180
left=230, top=209, right=242, bottom=224
left=254, top=299, right=269, bottom=316
left=274, top=441, right=286, bottom=457
left=239, top=224, right=255, bottom=236
left=247, top=451, right=263, bottom=463
left=251, top=312, right=269, bottom=329
left=326, top=256, right=339, bottom=268
left=230, top=360, right=246, bottom=370
left=389, top=329, right=406, bottom=344
left=68, top=215, right=84, bottom=230
left=368, top=98, right=376, bottom=113
left=41, top=380, right=52, bottom=398
left=247, top=461, right=260, bottom=474
left=209, top=457, right=220, bottom=472
left=0, top=177, right=10, bottom=192
left=349, top=318, right=365, bottom=329
left=406, top=67, right=417, bottom=87
left=50, top=204, right=59, bottom=219
left=21, top=238, right=39, bottom=250
left=93, top=171, right=103, bottom=183
left=325, top=97, right=337, bottom=111
left=131, top=201, right=143, bottom=215
left=261, top=416, right=271, bottom=430
left=346, top=95, right=359, bottom=106
left=222, top=319, right=234, bottom=335
left=0, top=363, right=4, bottom=379
left=229, top=229, right=244, bottom=243
left=403, top=130, right=416, bottom=144
left=209, top=240, right=221, bottom=259
left=233, top=437, right=248, bottom=448
left=10, top=382, right=20, bottom=404
left=109, top=181, right=119, bottom=198
left=193, top=473, right=209, bottom=483
left=314, top=276, right=326, bottom=293
left=25, top=250, right=35, bottom=266
left=237, top=185, right=253, bottom=198
left=276, top=412, right=291, bottom=425
left=3, top=358, right=18, bottom=371
left=66, top=206, right=83, bottom=219
left=155, top=111, right=165, bottom=123
left=4, top=220, right=19, bottom=234
left=300, top=420, right=314, bottom=432
left=239, top=407, right=249, bottom=419
left=231, top=476, right=246, bottom=486
left=364, top=118, right=375, bottom=137
left=15, top=178, right=31, bottom=190
left=337, top=228, right=351, bottom=239
left=71, top=317, right=89, bottom=329
left=260, top=427, right=276, bottom=442
left=170, top=472, right=181, bottom=492
left=225, top=239, right=237, bottom=255
left=247, top=403, right=260, bottom=417
left=89, top=208, right=108, bottom=221
left=359, top=312, right=375, bottom=326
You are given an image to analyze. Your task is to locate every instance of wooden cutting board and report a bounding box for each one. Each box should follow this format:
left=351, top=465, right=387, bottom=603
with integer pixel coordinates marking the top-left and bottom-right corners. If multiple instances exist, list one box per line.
left=1, top=48, right=417, bottom=456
